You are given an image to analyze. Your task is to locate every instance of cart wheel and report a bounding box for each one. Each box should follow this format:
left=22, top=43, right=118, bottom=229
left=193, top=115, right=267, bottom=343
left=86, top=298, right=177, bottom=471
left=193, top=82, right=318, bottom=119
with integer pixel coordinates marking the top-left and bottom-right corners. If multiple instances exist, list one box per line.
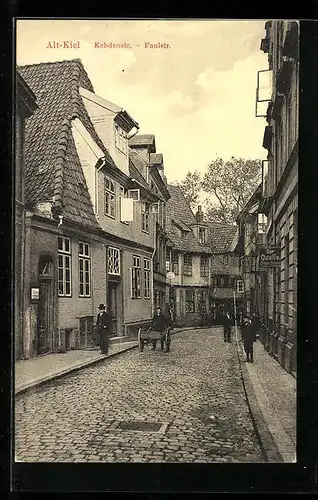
left=138, top=328, right=144, bottom=352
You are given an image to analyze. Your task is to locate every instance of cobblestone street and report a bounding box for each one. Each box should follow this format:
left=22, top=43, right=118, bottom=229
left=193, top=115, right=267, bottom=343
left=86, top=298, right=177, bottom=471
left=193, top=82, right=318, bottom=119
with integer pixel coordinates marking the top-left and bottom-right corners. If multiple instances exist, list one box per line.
left=15, top=328, right=264, bottom=463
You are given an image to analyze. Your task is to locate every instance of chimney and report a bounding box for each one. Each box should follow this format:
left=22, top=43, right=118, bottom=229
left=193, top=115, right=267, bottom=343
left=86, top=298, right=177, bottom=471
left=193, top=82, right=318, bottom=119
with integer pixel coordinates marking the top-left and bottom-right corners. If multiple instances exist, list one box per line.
left=196, top=205, right=204, bottom=223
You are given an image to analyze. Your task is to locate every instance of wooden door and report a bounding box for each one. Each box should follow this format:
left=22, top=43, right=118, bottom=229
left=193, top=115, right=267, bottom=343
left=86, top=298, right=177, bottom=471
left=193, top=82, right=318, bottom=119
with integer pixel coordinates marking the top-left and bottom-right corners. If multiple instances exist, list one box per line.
left=37, top=257, right=54, bottom=354
left=107, top=282, right=118, bottom=336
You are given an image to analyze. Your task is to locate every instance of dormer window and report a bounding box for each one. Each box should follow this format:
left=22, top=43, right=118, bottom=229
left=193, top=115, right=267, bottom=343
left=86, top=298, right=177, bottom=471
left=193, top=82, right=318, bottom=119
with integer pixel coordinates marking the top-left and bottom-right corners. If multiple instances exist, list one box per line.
left=199, top=228, right=207, bottom=244
left=115, top=124, right=127, bottom=154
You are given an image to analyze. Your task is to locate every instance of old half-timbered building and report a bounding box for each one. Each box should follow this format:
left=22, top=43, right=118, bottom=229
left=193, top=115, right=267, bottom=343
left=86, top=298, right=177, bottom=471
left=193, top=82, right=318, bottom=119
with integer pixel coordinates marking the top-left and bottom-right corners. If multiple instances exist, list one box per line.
left=129, top=134, right=171, bottom=310
left=18, top=59, right=162, bottom=358
left=15, top=71, right=38, bottom=360
left=256, top=21, right=298, bottom=375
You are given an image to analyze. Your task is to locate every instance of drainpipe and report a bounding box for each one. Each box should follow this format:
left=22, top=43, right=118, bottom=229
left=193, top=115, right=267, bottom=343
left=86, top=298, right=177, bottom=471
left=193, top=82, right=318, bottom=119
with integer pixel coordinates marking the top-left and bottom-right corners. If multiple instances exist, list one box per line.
left=151, top=219, right=157, bottom=317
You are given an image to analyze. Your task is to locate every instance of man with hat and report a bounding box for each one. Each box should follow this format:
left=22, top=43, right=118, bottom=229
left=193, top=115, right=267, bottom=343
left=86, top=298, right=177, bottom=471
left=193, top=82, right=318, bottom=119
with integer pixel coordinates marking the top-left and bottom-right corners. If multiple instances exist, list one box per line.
left=241, top=314, right=257, bottom=362
left=96, top=303, right=112, bottom=355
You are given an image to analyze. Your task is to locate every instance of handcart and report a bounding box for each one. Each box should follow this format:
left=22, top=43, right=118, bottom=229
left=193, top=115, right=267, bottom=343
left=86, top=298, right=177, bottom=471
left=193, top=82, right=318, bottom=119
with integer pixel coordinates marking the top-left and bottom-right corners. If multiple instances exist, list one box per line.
left=137, top=326, right=171, bottom=352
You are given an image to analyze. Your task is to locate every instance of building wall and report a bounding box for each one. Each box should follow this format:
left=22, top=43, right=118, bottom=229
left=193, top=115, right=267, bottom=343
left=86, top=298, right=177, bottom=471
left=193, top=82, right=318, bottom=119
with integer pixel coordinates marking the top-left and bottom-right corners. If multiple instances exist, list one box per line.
left=80, top=94, right=129, bottom=176
left=122, top=247, right=153, bottom=327
left=58, top=238, right=106, bottom=330
left=257, top=20, right=298, bottom=373
left=96, top=167, right=155, bottom=249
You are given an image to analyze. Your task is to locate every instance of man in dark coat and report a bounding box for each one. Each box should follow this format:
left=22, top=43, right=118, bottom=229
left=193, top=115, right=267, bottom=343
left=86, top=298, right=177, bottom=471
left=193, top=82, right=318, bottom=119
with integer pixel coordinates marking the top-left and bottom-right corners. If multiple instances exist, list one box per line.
left=223, top=311, right=232, bottom=342
left=241, top=315, right=256, bottom=362
left=149, top=306, right=166, bottom=350
left=96, top=303, right=112, bottom=355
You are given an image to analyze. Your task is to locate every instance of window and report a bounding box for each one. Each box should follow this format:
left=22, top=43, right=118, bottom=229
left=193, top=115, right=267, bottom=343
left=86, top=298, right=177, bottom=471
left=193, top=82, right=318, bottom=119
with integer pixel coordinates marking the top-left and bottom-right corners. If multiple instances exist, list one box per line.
left=151, top=202, right=160, bottom=225
left=108, top=247, right=120, bottom=275
left=199, top=228, right=206, bottom=244
left=128, top=189, right=140, bottom=201
left=185, top=290, right=195, bottom=313
left=200, top=255, right=209, bottom=277
left=223, top=254, right=229, bottom=265
left=79, top=242, right=91, bottom=297
left=144, top=258, right=151, bottom=299
left=58, top=237, right=71, bottom=296
left=131, top=255, right=141, bottom=298
left=183, top=254, right=192, bottom=276
left=237, top=280, right=244, bottom=293
left=166, top=249, right=171, bottom=272
left=141, top=202, right=150, bottom=233
left=172, top=252, right=179, bottom=275
left=197, top=290, right=206, bottom=312
left=115, top=124, right=127, bottom=153
left=105, top=176, right=115, bottom=218
left=120, top=186, right=129, bottom=224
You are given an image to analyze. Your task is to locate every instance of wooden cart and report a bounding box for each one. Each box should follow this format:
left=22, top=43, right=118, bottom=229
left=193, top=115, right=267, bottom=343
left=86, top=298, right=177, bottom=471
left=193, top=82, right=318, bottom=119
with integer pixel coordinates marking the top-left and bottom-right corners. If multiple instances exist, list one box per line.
left=137, top=327, right=171, bottom=352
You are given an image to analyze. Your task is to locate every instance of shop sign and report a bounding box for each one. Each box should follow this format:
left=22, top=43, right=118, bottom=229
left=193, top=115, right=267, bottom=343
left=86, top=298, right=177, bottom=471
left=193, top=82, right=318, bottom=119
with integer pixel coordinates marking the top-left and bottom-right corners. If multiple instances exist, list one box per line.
left=258, top=247, right=280, bottom=269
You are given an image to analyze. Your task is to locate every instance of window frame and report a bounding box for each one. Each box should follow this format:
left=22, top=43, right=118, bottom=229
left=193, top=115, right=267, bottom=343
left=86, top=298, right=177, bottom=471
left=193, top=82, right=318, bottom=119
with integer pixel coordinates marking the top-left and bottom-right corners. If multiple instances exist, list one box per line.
left=141, top=201, right=150, bottom=233
left=78, top=241, right=91, bottom=298
left=108, top=246, right=121, bottom=275
left=115, top=124, right=128, bottom=154
left=172, top=252, right=179, bottom=275
left=104, top=175, right=116, bottom=218
left=131, top=255, right=141, bottom=299
left=144, top=258, right=151, bottom=299
left=183, top=253, right=192, bottom=276
left=58, top=236, right=72, bottom=297
left=185, top=289, right=195, bottom=313
left=200, top=255, right=209, bottom=277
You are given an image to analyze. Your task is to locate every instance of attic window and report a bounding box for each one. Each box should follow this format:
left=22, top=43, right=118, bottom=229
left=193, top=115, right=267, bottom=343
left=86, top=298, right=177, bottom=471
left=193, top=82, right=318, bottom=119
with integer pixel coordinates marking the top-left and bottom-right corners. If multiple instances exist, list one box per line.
left=199, top=228, right=206, bottom=244
left=115, top=124, right=128, bottom=154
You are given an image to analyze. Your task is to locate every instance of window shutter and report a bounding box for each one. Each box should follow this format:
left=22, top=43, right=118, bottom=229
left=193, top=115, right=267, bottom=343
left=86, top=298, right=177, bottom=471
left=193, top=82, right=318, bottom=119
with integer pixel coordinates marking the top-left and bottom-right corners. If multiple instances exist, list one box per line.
left=120, top=198, right=134, bottom=221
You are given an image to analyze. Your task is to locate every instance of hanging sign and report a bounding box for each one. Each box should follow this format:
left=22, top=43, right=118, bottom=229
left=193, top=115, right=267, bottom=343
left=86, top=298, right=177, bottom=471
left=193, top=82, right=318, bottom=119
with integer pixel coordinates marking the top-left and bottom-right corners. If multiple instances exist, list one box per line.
left=31, top=287, right=40, bottom=301
left=258, top=247, right=280, bottom=269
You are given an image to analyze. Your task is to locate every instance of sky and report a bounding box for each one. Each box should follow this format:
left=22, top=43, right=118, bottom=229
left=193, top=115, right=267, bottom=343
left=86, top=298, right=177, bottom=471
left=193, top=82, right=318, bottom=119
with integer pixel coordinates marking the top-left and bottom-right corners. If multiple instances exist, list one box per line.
left=16, top=19, right=269, bottom=185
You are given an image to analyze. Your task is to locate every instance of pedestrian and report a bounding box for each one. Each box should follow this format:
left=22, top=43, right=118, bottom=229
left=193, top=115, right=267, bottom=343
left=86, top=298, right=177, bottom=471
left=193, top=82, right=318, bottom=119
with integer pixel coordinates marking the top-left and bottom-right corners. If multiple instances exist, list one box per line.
left=241, top=314, right=257, bottom=362
left=96, top=303, right=112, bottom=355
left=148, top=306, right=166, bottom=350
left=162, top=303, right=172, bottom=328
left=223, top=311, right=232, bottom=342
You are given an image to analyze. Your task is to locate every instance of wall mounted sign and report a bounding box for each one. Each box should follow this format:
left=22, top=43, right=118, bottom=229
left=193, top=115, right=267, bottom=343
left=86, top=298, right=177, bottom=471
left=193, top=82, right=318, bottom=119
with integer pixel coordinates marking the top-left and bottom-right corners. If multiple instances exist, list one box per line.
left=31, top=287, right=40, bottom=301
left=258, top=247, right=280, bottom=269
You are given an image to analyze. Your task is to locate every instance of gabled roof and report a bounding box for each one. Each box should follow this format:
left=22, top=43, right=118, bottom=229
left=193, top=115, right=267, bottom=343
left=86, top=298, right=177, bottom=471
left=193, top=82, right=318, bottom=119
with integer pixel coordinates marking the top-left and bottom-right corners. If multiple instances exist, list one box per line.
left=166, top=184, right=210, bottom=253
left=205, top=222, right=238, bottom=253
left=17, top=59, right=118, bottom=229
left=129, top=133, right=156, bottom=152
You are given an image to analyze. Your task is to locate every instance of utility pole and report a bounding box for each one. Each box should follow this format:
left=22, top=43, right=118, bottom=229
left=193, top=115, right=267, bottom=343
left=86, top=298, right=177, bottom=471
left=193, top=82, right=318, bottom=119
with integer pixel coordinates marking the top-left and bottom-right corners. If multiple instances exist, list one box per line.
left=233, top=290, right=238, bottom=343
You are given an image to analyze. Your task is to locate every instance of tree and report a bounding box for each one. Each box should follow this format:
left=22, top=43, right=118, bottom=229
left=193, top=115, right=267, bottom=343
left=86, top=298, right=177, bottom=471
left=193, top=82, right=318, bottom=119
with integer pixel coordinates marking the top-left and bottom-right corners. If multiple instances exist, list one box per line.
left=201, top=157, right=262, bottom=223
left=176, top=170, right=202, bottom=210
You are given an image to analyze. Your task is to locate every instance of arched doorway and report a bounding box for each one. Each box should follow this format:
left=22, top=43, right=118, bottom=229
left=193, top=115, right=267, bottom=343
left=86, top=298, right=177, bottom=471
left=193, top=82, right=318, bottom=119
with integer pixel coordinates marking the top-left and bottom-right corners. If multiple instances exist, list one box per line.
left=37, top=255, right=54, bottom=354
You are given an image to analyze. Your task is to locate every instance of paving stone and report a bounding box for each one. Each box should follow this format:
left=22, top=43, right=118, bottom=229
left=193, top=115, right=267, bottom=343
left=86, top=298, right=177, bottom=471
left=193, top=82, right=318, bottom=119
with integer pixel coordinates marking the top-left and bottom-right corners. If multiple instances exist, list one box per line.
left=15, top=328, right=264, bottom=463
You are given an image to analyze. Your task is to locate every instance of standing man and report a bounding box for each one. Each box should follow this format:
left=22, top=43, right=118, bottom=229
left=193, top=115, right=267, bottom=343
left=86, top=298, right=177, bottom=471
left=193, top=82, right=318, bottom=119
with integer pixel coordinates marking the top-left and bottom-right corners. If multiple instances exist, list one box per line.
left=223, top=311, right=232, bottom=342
left=96, top=303, right=112, bottom=355
left=149, top=306, right=166, bottom=350
left=241, top=314, right=256, bottom=362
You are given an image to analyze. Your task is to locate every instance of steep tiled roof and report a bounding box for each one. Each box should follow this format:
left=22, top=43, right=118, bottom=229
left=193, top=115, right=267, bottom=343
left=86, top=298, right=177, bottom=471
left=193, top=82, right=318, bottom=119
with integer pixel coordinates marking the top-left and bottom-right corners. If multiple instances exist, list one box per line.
left=128, top=157, right=149, bottom=191
left=129, top=134, right=155, bottom=147
left=205, top=222, right=238, bottom=253
left=166, top=184, right=210, bottom=253
left=166, top=184, right=196, bottom=225
left=17, top=59, right=117, bottom=229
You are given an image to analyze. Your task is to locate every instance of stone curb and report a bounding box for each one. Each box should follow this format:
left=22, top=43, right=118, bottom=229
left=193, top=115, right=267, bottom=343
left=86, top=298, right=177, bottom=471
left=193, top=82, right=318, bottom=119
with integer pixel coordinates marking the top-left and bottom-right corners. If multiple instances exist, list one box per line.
left=15, top=327, right=210, bottom=397
left=15, top=343, right=138, bottom=397
left=237, top=341, right=284, bottom=463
